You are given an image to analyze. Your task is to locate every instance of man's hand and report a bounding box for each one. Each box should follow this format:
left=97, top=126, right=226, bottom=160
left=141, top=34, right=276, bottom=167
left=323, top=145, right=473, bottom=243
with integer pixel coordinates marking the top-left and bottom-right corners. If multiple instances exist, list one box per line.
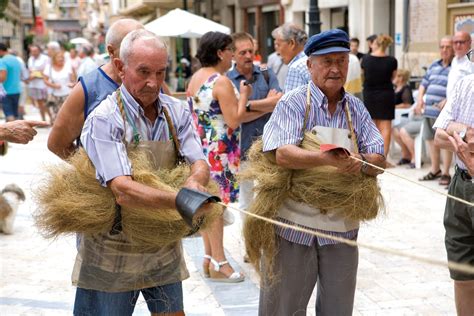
left=0, top=120, right=49, bottom=144
left=183, top=178, right=208, bottom=193
left=450, top=132, right=474, bottom=175
left=266, top=89, right=283, bottom=98
left=414, top=101, right=424, bottom=116
left=323, top=150, right=362, bottom=174
left=239, top=80, right=253, bottom=98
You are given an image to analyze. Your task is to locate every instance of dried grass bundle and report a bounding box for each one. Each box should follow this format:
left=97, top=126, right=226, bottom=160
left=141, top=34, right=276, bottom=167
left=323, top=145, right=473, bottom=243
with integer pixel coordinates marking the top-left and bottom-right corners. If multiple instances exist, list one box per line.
left=241, top=132, right=384, bottom=278
left=34, top=149, right=222, bottom=248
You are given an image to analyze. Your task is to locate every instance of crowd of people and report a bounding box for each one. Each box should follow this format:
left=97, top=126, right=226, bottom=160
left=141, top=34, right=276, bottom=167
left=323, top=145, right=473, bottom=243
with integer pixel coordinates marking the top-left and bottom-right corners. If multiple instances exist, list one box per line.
left=0, top=17, right=473, bottom=315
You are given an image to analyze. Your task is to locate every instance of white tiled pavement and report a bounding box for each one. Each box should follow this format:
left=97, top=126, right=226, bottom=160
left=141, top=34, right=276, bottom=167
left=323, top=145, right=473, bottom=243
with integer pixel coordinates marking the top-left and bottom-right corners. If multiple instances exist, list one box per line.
left=0, top=109, right=458, bottom=315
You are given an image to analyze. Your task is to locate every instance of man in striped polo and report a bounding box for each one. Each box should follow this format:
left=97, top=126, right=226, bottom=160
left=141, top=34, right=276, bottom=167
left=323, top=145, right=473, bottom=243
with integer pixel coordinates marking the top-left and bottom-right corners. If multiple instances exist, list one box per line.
left=259, top=29, right=385, bottom=315
left=416, top=36, right=454, bottom=185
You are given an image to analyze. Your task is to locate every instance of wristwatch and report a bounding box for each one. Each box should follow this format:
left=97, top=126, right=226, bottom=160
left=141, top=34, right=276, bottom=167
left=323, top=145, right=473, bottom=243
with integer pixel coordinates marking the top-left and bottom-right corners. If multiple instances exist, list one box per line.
left=245, top=102, right=251, bottom=112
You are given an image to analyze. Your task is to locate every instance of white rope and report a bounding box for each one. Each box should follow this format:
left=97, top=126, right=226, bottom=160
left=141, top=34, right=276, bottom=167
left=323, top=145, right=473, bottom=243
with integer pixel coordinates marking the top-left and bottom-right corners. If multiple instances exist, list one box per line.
left=351, top=156, right=474, bottom=207
left=220, top=202, right=474, bottom=275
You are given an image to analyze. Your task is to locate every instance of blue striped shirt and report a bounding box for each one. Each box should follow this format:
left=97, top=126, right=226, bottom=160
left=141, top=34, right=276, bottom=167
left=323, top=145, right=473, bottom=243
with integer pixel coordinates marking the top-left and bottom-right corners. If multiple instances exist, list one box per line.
left=81, top=85, right=205, bottom=187
left=284, top=51, right=309, bottom=93
left=263, top=81, right=384, bottom=246
left=421, top=59, right=451, bottom=106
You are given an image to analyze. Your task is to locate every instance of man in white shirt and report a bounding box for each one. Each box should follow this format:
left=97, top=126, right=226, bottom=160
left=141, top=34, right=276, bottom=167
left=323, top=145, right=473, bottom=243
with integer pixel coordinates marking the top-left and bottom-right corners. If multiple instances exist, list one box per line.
left=447, top=31, right=474, bottom=98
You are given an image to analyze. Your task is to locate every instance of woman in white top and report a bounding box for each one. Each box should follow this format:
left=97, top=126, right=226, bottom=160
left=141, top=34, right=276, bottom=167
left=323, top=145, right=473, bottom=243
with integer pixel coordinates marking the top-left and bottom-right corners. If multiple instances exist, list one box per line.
left=43, top=52, right=75, bottom=122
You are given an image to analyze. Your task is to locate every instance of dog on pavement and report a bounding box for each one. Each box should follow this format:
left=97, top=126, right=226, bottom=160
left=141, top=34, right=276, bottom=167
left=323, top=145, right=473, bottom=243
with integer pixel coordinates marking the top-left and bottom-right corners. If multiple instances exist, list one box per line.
left=0, top=184, right=25, bottom=234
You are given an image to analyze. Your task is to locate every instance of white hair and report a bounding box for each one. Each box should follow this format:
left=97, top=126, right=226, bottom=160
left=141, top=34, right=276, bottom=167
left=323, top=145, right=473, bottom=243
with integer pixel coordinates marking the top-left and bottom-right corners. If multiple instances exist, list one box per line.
left=47, top=41, right=60, bottom=51
left=120, top=29, right=167, bottom=64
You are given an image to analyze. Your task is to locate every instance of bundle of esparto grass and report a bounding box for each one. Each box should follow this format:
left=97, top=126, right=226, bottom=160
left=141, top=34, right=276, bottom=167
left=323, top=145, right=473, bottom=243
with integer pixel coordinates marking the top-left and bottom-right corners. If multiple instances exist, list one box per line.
left=240, top=132, right=384, bottom=279
left=34, top=148, right=222, bottom=249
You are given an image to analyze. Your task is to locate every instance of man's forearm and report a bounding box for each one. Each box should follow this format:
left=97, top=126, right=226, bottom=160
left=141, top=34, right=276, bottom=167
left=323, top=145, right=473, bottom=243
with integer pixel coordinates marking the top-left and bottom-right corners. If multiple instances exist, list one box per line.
left=249, top=95, right=280, bottom=113
left=275, top=144, right=331, bottom=169
left=110, top=176, right=177, bottom=210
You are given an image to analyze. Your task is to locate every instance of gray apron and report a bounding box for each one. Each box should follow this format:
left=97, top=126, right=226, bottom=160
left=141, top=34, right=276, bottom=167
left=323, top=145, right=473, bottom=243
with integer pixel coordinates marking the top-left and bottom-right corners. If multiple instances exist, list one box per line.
left=277, top=83, right=360, bottom=232
left=72, top=90, right=188, bottom=292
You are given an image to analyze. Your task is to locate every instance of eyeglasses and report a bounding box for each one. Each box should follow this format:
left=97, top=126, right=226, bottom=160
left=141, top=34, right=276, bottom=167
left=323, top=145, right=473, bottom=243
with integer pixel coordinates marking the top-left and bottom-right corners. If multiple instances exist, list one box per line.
left=453, top=40, right=468, bottom=45
left=468, top=49, right=473, bottom=62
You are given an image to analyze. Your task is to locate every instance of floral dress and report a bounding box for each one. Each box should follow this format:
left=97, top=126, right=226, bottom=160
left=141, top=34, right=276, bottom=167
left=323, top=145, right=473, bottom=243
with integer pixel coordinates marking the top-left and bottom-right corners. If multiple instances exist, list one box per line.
left=188, top=73, right=240, bottom=203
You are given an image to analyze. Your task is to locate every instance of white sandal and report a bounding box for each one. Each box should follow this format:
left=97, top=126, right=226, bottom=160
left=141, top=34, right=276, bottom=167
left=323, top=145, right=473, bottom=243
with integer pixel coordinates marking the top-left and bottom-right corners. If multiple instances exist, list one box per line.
left=208, top=257, right=245, bottom=283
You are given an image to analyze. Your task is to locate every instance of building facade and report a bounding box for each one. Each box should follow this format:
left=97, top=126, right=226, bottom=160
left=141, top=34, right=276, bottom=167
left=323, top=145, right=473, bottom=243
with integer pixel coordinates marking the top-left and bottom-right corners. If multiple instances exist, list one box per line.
left=0, top=0, right=23, bottom=54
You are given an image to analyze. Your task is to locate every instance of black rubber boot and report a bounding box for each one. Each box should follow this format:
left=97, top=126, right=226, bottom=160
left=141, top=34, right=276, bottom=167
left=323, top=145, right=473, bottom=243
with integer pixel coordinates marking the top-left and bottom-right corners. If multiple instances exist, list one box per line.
left=175, top=188, right=221, bottom=227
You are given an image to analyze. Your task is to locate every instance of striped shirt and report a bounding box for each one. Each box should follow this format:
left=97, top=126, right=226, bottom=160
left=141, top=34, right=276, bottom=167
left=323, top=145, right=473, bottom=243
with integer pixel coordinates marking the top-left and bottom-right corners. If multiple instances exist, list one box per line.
left=263, top=81, right=384, bottom=246
left=284, top=51, right=309, bottom=93
left=81, top=84, right=205, bottom=187
left=420, top=59, right=451, bottom=106
left=434, top=74, right=474, bottom=171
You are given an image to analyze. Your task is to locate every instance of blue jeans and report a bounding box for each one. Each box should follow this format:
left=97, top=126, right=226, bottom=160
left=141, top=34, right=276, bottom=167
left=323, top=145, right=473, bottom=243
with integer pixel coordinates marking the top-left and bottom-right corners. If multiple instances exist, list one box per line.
left=73, top=282, right=183, bottom=316
left=2, top=94, right=20, bottom=119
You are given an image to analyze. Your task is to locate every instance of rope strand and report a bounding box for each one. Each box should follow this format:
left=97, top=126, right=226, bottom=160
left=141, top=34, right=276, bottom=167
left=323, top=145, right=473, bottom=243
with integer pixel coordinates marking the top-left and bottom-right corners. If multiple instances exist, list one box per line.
left=351, top=156, right=474, bottom=207
left=221, top=202, right=474, bottom=275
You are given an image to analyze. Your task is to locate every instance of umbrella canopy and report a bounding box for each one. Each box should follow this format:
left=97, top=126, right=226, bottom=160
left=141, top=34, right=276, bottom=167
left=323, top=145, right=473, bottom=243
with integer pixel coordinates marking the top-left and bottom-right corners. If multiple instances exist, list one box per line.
left=145, top=8, right=230, bottom=38
left=70, top=37, right=90, bottom=45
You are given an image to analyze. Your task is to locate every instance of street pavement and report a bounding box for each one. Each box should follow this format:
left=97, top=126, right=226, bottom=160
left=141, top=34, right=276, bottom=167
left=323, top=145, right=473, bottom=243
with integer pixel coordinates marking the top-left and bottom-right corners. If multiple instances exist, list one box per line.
left=0, top=108, right=458, bottom=315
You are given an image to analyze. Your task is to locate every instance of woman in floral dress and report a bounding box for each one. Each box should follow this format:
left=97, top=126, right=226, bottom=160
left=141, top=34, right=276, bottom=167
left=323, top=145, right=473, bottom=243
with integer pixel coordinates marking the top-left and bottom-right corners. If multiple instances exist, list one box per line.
left=187, top=32, right=265, bottom=282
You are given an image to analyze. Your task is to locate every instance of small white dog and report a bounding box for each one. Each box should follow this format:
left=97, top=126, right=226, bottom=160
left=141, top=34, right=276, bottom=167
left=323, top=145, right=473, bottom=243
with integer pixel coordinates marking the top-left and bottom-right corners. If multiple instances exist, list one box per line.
left=0, top=184, right=25, bottom=234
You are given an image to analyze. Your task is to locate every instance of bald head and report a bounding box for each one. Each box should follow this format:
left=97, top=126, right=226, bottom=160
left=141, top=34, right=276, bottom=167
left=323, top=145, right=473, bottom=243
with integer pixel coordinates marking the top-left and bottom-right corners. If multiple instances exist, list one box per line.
left=105, top=19, right=143, bottom=58
left=453, top=31, right=472, bottom=57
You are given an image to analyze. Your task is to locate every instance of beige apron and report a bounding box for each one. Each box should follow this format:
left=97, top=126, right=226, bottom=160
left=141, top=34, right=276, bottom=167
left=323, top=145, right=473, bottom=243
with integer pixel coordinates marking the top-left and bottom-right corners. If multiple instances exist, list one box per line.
left=72, top=90, right=188, bottom=292
left=277, top=83, right=360, bottom=232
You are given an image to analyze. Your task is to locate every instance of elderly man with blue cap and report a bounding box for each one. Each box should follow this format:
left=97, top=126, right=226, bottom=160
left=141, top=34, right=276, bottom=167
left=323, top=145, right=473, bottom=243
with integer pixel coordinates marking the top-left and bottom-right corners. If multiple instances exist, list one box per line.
left=260, top=29, right=386, bottom=315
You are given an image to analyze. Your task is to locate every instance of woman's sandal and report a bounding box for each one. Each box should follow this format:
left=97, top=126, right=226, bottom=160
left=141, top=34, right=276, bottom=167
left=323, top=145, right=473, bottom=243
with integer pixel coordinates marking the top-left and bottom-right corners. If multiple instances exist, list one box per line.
left=208, top=257, right=245, bottom=283
left=418, top=170, right=441, bottom=181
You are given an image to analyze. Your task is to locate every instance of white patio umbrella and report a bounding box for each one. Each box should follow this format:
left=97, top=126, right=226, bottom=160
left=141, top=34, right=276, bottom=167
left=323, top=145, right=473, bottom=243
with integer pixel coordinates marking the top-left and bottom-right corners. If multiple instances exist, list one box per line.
left=70, top=37, right=90, bottom=45
left=145, top=8, right=230, bottom=38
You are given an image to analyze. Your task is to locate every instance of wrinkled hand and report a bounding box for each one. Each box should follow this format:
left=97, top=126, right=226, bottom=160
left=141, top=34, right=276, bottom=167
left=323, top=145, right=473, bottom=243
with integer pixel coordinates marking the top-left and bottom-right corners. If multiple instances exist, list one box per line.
left=0, top=120, right=49, bottom=144
left=324, top=150, right=362, bottom=174
left=450, top=132, right=474, bottom=175
left=184, top=179, right=208, bottom=193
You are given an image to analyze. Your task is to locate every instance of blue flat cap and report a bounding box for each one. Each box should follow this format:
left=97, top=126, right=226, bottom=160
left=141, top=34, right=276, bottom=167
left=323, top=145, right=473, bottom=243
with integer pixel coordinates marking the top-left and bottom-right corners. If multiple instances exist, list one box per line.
left=304, top=29, right=350, bottom=56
